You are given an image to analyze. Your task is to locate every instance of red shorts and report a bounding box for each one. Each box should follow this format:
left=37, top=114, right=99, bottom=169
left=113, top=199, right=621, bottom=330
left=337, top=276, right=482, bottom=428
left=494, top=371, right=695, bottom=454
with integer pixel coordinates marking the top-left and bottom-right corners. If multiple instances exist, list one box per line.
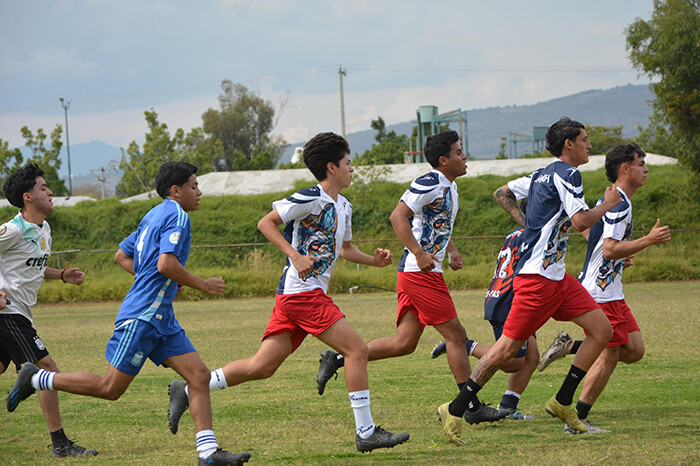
left=503, top=273, right=599, bottom=341
left=597, top=300, right=639, bottom=347
left=263, top=289, right=345, bottom=352
left=396, top=272, right=458, bottom=329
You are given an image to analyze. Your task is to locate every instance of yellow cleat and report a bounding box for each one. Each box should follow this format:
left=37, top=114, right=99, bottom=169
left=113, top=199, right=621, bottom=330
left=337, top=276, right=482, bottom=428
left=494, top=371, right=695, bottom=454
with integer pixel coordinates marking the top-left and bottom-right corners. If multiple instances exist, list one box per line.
left=544, top=396, right=588, bottom=432
left=437, top=402, right=466, bottom=446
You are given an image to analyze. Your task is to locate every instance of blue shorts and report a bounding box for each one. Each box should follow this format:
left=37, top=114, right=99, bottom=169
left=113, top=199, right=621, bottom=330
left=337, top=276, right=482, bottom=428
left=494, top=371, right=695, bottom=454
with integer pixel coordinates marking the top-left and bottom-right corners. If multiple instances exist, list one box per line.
left=489, top=320, right=533, bottom=358
left=105, top=319, right=196, bottom=376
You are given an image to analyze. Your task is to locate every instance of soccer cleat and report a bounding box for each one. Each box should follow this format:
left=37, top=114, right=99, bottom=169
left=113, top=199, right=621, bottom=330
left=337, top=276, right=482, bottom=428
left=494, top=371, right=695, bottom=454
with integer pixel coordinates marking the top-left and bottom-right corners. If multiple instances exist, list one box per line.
left=437, top=402, right=466, bottom=446
left=564, top=419, right=611, bottom=435
left=168, top=380, right=189, bottom=435
left=463, top=402, right=510, bottom=424
left=316, top=350, right=339, bottom=395
left=498, top=404, right=535, bottom=420
left=198, top=448, right=251, bottom=465
left=431, top=341, right=447, bottom=359
left=51, top=440, right=98, bottom=458
left=355, top=426, right=410, bottom=453
left=538, top=331, right=572, bottom=372
left=7, top=362, right=39, bottom=412
left=544, top=395, right=587, bottom=432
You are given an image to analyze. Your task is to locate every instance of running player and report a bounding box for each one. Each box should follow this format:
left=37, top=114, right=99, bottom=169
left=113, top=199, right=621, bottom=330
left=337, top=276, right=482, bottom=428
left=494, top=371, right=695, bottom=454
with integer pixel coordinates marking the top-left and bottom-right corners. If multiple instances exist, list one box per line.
left=314, top=131, right=509, bottom=447
left=166, top=132, right=409, bottom=453
left=538, top=143, right=671, bottom=434
left=1, top=163, right=97, bottom=458
left=7, top=162, right=250, bottom=466
left=438, top=116, right=622, bottom=435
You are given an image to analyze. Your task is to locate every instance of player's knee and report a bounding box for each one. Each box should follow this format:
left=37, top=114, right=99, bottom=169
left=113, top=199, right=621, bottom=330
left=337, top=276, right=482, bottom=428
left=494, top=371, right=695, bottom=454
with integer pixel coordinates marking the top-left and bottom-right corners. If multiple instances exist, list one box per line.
left=623, top=348, right=645, bottom=364
left=102, top=383, right=127, bottom=401
left=394, top=338, right=418, bottom=356
left=501, top=357, right=525, bottom=373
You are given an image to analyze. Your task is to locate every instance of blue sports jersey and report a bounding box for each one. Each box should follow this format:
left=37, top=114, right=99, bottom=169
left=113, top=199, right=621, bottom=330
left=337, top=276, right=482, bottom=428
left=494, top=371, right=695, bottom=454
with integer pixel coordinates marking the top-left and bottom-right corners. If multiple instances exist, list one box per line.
left=512, top=160, right=590, bottom=281
left=484, top=227, right=524, bottom=322
left=115, top=199, right=191, bottom=335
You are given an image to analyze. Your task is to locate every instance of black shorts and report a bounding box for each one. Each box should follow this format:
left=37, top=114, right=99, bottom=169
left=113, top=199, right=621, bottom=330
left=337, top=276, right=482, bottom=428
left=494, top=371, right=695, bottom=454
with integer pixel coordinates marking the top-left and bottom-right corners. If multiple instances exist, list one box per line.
left=0, top=313, right=50, bottom=373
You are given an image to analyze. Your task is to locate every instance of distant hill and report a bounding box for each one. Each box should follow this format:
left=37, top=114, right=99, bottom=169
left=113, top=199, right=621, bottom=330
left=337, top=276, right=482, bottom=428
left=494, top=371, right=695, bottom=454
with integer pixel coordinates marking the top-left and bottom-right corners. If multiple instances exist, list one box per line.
left=279, top=83, right=654, bottom=162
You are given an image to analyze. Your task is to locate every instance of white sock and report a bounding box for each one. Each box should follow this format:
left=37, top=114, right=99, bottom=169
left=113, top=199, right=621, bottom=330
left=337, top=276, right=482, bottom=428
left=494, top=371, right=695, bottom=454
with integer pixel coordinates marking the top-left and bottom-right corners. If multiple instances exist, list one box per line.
left=196, top=429, right=218, bottom=460
left=183, top=369, right=227, bottom=399
left=349, top=390, right=375, bottom=438
left=31, top=369, right=55, bottom=391
left=504, top=390, right=522, bottom=399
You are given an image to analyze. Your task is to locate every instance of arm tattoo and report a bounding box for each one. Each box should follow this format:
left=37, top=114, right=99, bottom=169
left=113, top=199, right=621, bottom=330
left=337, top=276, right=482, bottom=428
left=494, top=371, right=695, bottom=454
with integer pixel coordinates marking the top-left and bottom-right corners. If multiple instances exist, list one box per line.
left=471, top=353, right=501, bottom=386
left=494, top=186, right=525, bottom=227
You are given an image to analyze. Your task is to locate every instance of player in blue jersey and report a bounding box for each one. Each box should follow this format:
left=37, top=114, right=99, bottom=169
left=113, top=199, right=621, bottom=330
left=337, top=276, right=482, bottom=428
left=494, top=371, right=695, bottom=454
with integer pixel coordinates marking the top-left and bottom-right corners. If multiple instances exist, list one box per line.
left=1, top=163, right=97, bottom=458
left=431, top=201, right=540, bottom=421
left=538, top=143, right=671, bottom=434
left=165, top=133, right=409, bottom=454
left=313, top=131, right=508, bottom=447
left=7, top=162, right=250, bottom=466
left=439, top=117, right=623, bottom=435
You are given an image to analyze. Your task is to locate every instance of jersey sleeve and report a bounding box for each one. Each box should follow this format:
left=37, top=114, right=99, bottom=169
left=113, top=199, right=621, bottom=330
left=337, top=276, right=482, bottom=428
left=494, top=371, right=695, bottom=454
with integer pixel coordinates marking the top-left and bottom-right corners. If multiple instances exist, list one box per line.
left=556, top=167, right=589, bottom=219
left=507, top=174, right=532, bottom=201
left=273, top=188, right=319, bottom=224
left=118, top=231, right=137, bottom=257
left=0, top=223, right=20, bottom=254
left=400, top=173, right=440, bottom=213
left=343, top=198, right=353, bottom=242
left=159, top=206, right=189, bottom=257
left=602, top=196, right=631, bottom=241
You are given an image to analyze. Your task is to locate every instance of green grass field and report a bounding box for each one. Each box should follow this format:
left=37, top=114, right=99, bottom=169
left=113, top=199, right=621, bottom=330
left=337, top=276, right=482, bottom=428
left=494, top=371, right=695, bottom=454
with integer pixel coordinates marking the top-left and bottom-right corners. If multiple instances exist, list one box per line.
left=1, top=282, right=699, bottom=465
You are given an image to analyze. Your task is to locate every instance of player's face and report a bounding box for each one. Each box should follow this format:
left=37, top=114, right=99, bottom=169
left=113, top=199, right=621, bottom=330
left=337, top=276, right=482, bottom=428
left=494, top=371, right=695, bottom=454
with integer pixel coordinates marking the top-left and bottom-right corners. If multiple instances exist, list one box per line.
left=569, top=129, right=592, bottom=166
left=334, top=153, right=354, bottom=188
left=625, top=152, right=649, bottom=188
left=27, top=176, right=54, bottom=215
left=442, top=141, right=468, bottom=180
left=175, top=174, right=202, bottom=212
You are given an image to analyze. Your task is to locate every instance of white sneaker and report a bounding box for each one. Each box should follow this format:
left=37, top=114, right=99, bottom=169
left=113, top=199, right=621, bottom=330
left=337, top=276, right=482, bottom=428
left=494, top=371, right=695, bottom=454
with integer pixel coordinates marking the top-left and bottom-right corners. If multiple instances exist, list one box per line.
left=564, top=419, right=611, bottom=434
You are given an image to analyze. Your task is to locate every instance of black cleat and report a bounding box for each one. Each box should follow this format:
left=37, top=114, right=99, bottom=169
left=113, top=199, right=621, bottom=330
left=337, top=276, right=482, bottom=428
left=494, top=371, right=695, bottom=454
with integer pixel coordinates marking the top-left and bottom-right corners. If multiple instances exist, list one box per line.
left=7, top=362, right=39, bottom=412
left=355, top=426, right=410, bottom=453
left=463, top=403, right=510, bottom=424
left=51, top=440, right=98, bottom=458
left=168, top=380, right=189, bottom=434
left=198, top=448, right=251, bottom=465
left=316, top=350, right=339, bottom=395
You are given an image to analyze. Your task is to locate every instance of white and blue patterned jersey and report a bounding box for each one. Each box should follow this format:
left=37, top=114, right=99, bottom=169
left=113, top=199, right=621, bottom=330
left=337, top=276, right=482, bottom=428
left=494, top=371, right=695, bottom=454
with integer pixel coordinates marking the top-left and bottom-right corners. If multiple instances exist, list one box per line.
left=274, top=185, right=352, bottom=295
left=0, top=213, right=52, bottom=324
left=397, top=170, right=458, bottom=274
left=511, top=160, right=590, bottom=281
left=116, top=199, right=191, bottom=335
left=579, top=188, right=632, bottom=303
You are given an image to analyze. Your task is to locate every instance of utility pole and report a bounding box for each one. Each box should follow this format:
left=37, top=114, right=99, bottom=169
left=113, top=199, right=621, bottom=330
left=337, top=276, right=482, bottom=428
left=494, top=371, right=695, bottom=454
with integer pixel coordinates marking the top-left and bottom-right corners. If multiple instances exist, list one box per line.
left=338, top=66, right=347, bottom=138
left=98, top=166, right=106, bottom=199
left=59, top=98, right=73, bottom=196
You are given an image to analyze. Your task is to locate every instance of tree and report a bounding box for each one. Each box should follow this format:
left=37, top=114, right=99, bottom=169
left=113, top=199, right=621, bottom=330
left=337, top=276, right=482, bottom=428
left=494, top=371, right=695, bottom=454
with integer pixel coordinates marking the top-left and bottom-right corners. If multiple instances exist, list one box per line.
left=353, top=116, right=411, bottom=165
left=626, top=0, right=700, bottom=182
left=20, top=125, right=68, bottom=196
left=201, top=80, right=287, bottom=171
left=635, top=115, right=680, bottom=157
left=585, top=125, right=628, bottom=155
left=0, top=139, right=24, bottom=189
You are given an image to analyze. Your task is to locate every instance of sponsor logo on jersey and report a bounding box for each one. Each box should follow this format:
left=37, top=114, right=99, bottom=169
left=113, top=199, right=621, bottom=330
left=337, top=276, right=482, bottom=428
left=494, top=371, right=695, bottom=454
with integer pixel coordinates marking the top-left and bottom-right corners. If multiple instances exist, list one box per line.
left=169, top=231, right=181, bottom=245
left=25, top=254, right=50, bottom=267
left=40, top=237, right=47, bottom=250
left=534, top=173, right=551, bottom=184
left=485, top=289, right=501, bottom=299
left=0, top=225, right=6, bottom=235
left=130, top=351, right=145, bottom=367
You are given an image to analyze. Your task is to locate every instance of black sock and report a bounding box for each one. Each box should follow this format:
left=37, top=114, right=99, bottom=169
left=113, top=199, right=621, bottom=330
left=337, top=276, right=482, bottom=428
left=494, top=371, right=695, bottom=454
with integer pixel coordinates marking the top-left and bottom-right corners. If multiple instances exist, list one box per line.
left=335, top=353, right=345, bottom=368
left=500, top=393, right=519, bottom=411
left=466, top=339, right=476, bottom=355
left=50, top=428, right=69, bottom=449
left=576, top=400, right=592, bottom=420
left=570, top=340, right=583, bottom=355
left=457, top=382, right=465, bottom=391
left=449, top=379, right=481, bottom=417
left=555, top=365, right=587, bottom=406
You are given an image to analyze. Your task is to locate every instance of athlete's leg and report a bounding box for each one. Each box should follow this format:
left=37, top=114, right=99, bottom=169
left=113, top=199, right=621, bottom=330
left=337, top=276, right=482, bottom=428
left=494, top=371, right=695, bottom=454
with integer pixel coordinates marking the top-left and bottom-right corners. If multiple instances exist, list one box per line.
left=220, top=332, right=293, bottom=386
left=578, top=346, right=620, bottom=406
left=570, top=308, right=613, bottom=371
left=166, top=352, right=214, bottom=432
left=34, top=355, right=62, bottom=431
left=434, top=317, right=470, bottom=384
left=366, top=312, right=422, bottom=361
left=52, top=365, right=135, bottom=400
left=506, top=335, right=538, bottom=395
left=619, top=331, right=644, bottom=364
left=317, top=318, right=368, bottom=391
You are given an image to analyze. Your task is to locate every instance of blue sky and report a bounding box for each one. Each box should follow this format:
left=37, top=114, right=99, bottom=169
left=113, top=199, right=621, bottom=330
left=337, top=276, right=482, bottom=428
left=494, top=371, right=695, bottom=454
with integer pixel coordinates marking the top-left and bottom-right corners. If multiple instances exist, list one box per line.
left=0, top=0, right=655, bottom=149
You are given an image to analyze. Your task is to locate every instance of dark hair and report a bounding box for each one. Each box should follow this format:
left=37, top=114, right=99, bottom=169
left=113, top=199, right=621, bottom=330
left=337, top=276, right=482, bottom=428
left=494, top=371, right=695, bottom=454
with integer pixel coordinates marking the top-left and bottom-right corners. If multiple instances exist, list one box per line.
left=424, top=130, right=460, bottom=167
left=3, top=163, right=44, bottom=208
left=302, top=132, right=350, bottom=181
left=605, top=143, right=646, bottom=182
left=155, top=162, right=198, bottom=199
left=546, top=117, right=585, bottom=157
